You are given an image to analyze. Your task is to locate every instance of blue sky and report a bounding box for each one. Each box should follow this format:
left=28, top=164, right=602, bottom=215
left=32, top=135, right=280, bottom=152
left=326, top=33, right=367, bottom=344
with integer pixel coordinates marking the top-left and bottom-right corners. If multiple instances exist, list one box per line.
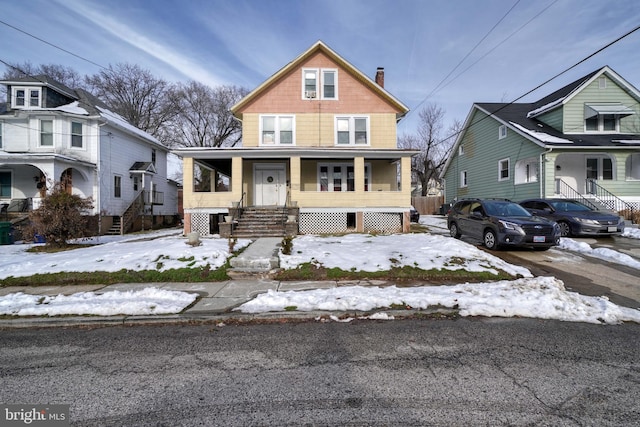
left=2, top=0, right=640, bottom=134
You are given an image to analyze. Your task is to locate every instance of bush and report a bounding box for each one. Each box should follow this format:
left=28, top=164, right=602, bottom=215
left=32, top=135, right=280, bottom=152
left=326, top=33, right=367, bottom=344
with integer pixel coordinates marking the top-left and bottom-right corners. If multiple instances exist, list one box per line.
left=25, top=181, right=94, bottom=247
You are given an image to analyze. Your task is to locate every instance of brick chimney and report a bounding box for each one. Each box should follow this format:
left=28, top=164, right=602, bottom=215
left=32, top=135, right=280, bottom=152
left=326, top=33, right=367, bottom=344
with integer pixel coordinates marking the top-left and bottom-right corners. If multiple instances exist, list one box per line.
left=375, top=67, right=384, bottom=88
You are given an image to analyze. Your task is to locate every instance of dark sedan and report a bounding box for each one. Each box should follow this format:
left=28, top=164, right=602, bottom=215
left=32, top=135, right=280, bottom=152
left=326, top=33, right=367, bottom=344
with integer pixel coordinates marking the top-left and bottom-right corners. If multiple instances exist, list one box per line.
left=519, top=198, right=625, bottom=237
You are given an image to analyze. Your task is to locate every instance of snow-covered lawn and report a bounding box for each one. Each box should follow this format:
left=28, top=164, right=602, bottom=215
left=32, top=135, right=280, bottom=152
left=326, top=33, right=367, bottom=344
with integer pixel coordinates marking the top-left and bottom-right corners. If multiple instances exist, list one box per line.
left=0, top=218, right=639, bottom=323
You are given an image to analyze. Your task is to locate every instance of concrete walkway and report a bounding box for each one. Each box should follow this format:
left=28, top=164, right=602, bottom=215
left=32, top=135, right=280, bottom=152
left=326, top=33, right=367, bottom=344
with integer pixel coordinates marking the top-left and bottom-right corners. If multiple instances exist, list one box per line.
left=0, top=278, right=398, bottom=328
left=229, top=237, right=281, bottom=273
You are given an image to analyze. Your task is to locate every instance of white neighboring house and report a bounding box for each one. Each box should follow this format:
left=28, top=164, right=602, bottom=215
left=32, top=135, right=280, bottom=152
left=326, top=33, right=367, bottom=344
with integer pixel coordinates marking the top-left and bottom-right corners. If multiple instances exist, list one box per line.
left=0, top=75, right=179, bottom=235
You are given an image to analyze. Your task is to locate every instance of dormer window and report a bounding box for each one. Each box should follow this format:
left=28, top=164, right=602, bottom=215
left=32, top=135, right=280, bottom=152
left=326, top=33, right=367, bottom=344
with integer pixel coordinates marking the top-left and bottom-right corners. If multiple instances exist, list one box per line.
left=12, top=87, right=41, bottom=108
left=584, top=103, right=635, bottom=132
left=302, top=68, right=338, bottom=100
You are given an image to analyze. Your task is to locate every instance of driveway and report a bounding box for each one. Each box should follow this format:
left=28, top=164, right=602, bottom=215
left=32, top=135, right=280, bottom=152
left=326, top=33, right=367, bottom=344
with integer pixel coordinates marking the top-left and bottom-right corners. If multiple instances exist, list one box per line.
left=483, top=236, right=640, bottom=309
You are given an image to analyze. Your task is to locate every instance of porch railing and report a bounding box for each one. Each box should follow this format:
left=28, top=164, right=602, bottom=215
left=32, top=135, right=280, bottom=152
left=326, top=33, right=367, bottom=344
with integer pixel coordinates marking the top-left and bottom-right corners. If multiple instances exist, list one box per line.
left=586, top=179, right=638, bottom=222
left=554, top=179, right=598, bottom=209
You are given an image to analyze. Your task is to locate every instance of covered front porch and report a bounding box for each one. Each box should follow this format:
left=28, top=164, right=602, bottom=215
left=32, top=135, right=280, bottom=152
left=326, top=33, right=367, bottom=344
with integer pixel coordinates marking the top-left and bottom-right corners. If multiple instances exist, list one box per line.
left=178, top=147, right=417, bottom=236
left=544, top=150, right=640, bottom=220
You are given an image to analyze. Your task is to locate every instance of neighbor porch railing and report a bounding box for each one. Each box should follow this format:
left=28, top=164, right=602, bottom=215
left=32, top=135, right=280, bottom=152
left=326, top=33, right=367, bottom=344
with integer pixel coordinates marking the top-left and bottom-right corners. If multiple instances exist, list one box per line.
left=586, top=179, right=638, bottom=222
left=554, top=179, right=598, bottom=209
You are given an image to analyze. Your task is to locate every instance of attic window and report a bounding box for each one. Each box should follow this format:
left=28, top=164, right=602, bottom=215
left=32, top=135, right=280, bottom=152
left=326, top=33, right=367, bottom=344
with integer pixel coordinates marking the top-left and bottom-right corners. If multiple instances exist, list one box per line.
left=498, top=125, right=507, bottom=140
left=598, top=77, right=606, bottom=89
left=12, top=87, right=41, bottom=109
left=302, top=68, right=338, bottom=100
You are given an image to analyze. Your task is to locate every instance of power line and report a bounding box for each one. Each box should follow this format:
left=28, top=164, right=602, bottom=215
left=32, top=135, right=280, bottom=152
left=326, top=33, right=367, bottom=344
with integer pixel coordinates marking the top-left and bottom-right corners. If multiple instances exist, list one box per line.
left=436, top=23, right=640, bottom=152
left=0, top=19, right=108, bottom=71
left=413, top=0, right=522, bottom=114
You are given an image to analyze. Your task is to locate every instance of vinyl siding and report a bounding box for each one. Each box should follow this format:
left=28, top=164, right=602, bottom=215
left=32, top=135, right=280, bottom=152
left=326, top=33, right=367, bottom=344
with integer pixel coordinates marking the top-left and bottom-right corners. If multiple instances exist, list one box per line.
left=537, top=108, right=563, bottom=132
left=444, top=109, right=544, bottom=203
left=564, top=75, right=640, bottom=133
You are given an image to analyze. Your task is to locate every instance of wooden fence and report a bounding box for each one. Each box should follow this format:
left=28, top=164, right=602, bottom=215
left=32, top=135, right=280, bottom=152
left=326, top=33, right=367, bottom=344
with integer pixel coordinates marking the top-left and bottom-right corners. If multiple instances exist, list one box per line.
left=411, top=196, right=445, bottom=215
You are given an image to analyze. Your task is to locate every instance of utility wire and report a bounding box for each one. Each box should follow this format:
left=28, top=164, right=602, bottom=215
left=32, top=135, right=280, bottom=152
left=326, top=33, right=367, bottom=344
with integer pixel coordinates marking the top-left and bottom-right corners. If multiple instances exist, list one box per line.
left=438, top=23, right=640, bottom=150
left=413, top=0, right=522, bottom=114
left=0, top=19, right=108, bottom=71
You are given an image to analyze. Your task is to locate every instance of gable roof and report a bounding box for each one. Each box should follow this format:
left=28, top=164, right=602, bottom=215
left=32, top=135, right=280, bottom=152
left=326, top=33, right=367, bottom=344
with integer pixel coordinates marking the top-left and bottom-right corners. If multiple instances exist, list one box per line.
left=527, top=66, right=640, bottom=118
left=231, top=40, right=409, bottom=120
left=0, top=75, right=78, bottom=99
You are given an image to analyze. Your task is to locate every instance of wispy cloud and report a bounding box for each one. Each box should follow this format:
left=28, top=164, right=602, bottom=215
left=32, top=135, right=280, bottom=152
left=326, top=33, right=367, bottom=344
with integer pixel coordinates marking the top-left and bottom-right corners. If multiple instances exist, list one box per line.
left=54, top=0, right=226, bottom=86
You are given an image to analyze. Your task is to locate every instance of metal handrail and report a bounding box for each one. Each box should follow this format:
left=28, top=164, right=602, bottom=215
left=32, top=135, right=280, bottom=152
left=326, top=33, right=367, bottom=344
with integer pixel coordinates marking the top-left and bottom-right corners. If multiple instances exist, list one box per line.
left=554, top=179, right=599, bottom=209
left=586, top=179, right=637, bottom=221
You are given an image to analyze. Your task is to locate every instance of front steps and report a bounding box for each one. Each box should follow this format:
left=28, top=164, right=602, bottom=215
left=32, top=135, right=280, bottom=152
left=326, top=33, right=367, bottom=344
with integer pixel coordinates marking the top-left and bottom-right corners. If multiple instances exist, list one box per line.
left=231, top=207, right=293, bottom=238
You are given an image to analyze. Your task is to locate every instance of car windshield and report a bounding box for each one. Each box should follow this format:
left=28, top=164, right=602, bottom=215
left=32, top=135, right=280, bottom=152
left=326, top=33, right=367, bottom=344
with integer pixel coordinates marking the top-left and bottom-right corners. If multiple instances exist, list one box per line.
left=549, top=200, right=592, bottom=212
left=484, top=201, right=531, bottom=217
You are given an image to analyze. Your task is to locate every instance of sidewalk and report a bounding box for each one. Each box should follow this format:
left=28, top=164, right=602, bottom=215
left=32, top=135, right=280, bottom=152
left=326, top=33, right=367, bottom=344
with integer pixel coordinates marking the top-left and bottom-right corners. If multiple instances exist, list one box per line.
left=0, top=278, right=408, bottom=328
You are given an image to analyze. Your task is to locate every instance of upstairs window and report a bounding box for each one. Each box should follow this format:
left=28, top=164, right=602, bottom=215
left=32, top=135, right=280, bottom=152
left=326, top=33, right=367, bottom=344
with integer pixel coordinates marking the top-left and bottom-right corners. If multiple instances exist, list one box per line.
left=114, top=175, right=122, bottom=198
left=40, top=120, right=53, bottom=146
left=71, top=122, right=83, bottom=148
left=336, top=116, right=368, bottom=145
left=12, top=87, right=41, bottom=108
left=261, top=115, right=295, bottom=145
left=151, top=149, right=156, bottom=166
left=498, top=125, right=507, bottom=139
left=0, top=122, right=3, bottom=149
left=302, top=68, right=338, bottom=100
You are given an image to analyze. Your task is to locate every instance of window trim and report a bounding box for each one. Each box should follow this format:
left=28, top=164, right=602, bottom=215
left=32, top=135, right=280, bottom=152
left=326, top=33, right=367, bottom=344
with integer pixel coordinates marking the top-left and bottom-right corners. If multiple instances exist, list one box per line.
left=0, top=121, right=3, bottom=149
left=498, top=158, right=510, bottom=182
left=12, top=87, right=41, bottom=109
left=70, top=121, right=83, bottom=149
left=39, top=119, right=53, bottom=147
left=302, top=68, right=338, bottom=100
left=114, top=175, right=122, bottom=198
left=334, top=116, right=370, bottom=146
left=458, top=144, right=464, bottom=156
left=584, top=114, right=620, bottom=133
left=259, top=115, right=296, bottom=146
left=498, top=125, right=507, bottom=140
left=460, top=170, right=468, bottom=188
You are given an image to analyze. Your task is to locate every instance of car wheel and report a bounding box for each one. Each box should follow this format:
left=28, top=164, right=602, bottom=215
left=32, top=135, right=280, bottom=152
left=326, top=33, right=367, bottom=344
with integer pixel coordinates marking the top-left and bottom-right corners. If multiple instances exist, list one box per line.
left=483, top=229, right=499, bottom=250
left=449, top=222, right=461, bottom=239
left=558, top=221, right=571, bottom=237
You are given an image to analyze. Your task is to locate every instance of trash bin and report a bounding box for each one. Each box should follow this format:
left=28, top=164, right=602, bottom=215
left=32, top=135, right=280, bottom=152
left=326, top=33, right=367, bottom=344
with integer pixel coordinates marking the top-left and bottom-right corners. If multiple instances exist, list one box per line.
left=0, top=222, right=13, bottom=245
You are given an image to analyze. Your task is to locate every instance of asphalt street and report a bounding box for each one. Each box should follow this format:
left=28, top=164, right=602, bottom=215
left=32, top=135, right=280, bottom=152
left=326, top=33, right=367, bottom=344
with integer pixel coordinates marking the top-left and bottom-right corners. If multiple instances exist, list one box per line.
left=1, top=318, right=639, bottom=426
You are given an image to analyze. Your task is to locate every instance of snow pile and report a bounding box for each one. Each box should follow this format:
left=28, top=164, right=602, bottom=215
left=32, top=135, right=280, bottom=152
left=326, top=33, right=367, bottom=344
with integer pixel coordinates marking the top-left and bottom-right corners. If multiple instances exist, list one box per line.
left=279, top=233, right=532, bottom=278
left=237, top=276, right=640, bottom=325
left=622, top=227, right=640, bottom=239
left=0, top=288, right=197, bottom=317
left=559, top=238, right=640, bottom=270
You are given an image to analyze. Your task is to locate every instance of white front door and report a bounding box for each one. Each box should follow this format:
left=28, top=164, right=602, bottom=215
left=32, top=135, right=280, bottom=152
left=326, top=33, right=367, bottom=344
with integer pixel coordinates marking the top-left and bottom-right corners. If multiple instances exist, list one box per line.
left=255, top=165, right=286, bottom=206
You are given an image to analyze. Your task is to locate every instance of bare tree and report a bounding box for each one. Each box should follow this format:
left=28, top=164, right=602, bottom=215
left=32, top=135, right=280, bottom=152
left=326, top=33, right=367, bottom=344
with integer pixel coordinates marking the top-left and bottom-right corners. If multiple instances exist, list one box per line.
left=85, top=63, right=177, bottom=143
left=167, top=81, right=248, bottom=148
left=399, top=104, right=460, bottom=196
left=1, top=62, right=86, bottom=98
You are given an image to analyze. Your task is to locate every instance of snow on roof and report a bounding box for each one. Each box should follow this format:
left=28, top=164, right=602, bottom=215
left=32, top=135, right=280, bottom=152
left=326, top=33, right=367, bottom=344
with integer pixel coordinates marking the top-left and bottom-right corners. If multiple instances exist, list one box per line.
left=527, top=97, right=564, bottom=118
left=510, top=122, right=573, bottom=144
left=52, top=101, right=89, bottom=115
left=97, top=106, right=162, bottom=146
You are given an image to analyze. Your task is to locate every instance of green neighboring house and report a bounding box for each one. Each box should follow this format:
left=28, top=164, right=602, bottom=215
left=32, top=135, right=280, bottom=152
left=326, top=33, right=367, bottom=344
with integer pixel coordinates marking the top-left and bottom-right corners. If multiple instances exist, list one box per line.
left=441, top=66, right=640, bottom=220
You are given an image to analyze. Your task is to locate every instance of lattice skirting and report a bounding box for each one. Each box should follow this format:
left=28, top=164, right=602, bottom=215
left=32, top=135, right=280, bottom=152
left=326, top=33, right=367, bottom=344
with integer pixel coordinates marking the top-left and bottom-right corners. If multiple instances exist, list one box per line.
left=299, top=211, right=402, bottom=234
left=363, top=212, right=402, bottom=233
left=190, top=212, right=212, bottom=236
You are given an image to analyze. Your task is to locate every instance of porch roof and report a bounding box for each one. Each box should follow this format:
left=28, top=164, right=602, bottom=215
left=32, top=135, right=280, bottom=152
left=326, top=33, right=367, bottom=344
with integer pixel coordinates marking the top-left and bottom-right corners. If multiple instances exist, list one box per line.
left=173, top=147, right=420, bottom=160
left=0, top=152, right=96, bottom=168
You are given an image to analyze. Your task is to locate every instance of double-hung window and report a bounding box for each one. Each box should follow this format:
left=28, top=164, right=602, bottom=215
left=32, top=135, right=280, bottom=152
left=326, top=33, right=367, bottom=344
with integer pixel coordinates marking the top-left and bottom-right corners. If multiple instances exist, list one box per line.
left=40, top=119, right=53, bottom=146
left=0, top=122, right=3, bottom=149
left=12, top=87, right=41, bottom=108
left=114, top=175, right=122, bottom=198
left=71, top=122, right=83, bottom=148
left=498, top=158, right=510, bottom=181
left=336, top=116, right=368, bottom=145
left=261, top=115, right=294, bottom=145
left=302, top=68, right=338, bottom=100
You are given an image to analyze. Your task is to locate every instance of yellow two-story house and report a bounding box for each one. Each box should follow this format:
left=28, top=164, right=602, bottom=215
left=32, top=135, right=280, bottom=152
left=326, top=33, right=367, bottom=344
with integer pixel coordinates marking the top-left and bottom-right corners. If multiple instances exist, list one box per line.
left=175, top=41, right=417, bottom=237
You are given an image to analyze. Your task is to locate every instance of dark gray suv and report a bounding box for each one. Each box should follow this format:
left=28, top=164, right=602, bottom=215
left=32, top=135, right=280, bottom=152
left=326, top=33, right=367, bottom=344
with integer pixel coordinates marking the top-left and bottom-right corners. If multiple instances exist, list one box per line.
left=447, top=199, right=560, bottom=250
